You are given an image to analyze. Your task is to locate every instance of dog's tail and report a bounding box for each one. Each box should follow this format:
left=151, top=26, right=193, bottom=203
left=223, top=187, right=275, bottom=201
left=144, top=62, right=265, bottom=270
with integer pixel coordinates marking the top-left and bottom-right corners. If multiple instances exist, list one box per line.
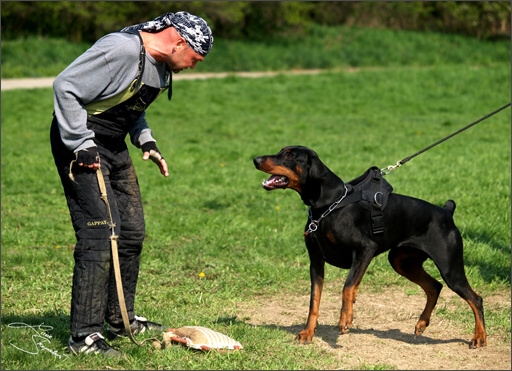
left=443, top=200, right=456, bottom=216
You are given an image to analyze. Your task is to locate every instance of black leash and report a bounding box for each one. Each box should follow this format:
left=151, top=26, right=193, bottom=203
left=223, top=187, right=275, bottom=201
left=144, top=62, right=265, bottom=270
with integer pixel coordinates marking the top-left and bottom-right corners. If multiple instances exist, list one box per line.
left=381, top=102, right=511, bottom=174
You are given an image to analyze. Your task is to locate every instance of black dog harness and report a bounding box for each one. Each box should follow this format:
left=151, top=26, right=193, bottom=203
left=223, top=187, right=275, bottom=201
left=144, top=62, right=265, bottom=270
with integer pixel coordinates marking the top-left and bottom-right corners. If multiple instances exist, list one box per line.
left=305, top=167, right=393, bottom=237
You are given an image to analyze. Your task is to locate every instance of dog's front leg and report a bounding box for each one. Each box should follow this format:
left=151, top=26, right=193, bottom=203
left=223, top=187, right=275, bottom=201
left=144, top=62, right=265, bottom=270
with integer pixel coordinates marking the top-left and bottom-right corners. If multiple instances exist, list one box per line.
left=296, top=254, right=325, bottom=344
left=339, top=249, right=375, bottom=334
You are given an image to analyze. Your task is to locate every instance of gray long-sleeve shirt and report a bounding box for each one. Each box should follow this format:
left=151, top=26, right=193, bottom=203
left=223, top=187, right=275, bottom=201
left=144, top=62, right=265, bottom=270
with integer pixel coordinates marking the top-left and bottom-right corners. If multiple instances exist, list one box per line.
left=53, top=32, right=168, bottom=152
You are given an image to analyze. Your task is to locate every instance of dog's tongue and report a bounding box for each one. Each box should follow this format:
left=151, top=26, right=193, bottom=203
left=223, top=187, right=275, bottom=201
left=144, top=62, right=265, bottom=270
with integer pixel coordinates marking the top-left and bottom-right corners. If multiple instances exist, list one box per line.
left=262, top=175, right=289, bottom=190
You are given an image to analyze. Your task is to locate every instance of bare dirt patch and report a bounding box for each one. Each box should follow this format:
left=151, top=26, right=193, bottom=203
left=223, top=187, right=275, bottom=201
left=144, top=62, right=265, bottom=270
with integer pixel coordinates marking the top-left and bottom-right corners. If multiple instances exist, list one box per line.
left=236, top=282, right=510, bottom=370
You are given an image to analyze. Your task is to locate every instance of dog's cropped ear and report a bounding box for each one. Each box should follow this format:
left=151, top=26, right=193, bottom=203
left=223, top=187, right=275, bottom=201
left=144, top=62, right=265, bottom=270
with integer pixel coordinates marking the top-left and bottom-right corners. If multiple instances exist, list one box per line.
left=306, top=151, right=327, bottom=181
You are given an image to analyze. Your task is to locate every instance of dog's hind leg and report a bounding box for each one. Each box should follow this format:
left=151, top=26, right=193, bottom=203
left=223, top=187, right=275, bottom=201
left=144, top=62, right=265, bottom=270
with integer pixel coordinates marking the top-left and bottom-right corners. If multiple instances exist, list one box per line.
left=449, top=282, right=486, bottom=348
left=388, top=246, right=443, bottom=336
left=423, top=227, right=487, bottom=348
left=453, top=285, right=486, bottom=348
left=433, top=251, right=487, bottom=348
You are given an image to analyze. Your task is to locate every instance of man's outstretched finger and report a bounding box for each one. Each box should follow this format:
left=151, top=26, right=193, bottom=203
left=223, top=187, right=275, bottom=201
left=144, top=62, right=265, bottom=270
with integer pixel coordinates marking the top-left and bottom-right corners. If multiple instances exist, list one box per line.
left=159, top=158, right=169, bottom=177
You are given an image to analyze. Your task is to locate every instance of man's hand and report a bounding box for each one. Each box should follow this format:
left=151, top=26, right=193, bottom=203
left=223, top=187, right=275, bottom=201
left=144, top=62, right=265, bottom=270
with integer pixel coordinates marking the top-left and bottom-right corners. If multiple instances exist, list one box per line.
left=75, top=147, right=100, bottom=170
left=141, top=141, right=169, bottom=177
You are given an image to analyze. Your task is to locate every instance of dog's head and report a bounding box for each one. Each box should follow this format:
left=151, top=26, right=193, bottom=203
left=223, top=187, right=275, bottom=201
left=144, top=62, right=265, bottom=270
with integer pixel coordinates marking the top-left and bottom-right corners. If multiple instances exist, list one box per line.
left=253, top=146, right=327, bottom=195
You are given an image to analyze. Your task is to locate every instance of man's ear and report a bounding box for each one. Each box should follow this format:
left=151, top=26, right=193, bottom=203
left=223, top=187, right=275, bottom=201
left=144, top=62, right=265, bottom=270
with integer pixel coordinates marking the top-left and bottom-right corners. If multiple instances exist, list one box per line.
left=166, top=27, right=185, bottom=52
left=175, top=37, right=187, bottom=50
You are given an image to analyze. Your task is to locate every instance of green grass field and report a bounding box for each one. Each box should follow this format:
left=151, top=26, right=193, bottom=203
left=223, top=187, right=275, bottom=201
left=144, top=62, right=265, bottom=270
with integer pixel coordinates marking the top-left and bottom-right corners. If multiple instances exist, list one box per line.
left=1, top=24, right=509, bottom=78
left=1, top=26, right=510, bottom=370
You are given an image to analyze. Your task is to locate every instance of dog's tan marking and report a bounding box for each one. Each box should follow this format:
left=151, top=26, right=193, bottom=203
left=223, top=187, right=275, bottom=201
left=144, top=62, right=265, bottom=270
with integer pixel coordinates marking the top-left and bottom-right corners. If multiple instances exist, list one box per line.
left=296, top=274, right=323, bottom=344
left=340, top=284, right=357, bottom=333
left=325, top=231, right=337, bottom=244
left=259, top=161, right=302, bottom=193
left=466, top=296, right=487, bottom=348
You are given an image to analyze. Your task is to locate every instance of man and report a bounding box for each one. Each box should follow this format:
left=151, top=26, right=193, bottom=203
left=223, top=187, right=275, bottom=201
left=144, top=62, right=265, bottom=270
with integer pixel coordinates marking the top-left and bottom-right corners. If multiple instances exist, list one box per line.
left=50, top=11, right=213, bottom=357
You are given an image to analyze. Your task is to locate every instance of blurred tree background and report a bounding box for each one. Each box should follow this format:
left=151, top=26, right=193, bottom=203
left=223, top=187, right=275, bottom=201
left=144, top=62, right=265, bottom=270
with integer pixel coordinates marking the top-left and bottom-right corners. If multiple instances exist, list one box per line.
left=1, top=1, right=510, bottom=43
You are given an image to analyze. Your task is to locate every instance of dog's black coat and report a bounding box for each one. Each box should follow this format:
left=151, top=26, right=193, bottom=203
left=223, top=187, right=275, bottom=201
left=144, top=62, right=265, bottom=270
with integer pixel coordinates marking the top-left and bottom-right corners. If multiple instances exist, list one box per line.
left=253, top=146, right=486, bottom=348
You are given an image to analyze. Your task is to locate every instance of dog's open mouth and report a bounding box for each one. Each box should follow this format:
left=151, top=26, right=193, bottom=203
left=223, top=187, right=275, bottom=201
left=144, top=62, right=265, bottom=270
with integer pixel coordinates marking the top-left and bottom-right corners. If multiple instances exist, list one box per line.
left=262, top=175, right=289, bottom=190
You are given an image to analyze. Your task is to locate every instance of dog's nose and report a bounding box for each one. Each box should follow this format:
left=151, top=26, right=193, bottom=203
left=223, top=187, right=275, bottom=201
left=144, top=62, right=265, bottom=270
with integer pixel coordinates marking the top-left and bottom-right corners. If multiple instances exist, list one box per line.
left=253, top=156, right=264, bottom=167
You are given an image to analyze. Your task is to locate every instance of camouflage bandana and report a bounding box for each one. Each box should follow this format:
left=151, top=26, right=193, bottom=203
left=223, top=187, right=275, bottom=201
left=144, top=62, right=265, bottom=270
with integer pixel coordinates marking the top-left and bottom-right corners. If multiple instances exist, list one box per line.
left=120, top=11, right=213, bottom=56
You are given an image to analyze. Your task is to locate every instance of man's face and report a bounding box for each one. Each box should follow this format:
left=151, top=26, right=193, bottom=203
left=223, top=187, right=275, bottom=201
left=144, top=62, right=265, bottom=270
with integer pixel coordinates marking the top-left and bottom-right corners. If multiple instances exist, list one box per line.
left=168, top=41, right=205, bottom=74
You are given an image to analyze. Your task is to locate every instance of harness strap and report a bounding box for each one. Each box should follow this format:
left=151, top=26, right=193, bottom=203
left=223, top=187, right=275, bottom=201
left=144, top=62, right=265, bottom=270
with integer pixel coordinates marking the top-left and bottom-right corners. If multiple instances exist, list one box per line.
left=305, top=186, right=361, bottom=237
left=369, top=169, right=385, bottom=235
left=123, top=30, right=146, bottom=94
left=305, top=167, right=390, bottom=238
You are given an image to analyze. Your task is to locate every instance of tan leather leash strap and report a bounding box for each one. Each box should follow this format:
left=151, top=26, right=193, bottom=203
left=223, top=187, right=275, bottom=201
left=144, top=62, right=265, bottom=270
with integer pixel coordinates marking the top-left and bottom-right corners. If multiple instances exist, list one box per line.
left=95, top=166, right=141, bottom=346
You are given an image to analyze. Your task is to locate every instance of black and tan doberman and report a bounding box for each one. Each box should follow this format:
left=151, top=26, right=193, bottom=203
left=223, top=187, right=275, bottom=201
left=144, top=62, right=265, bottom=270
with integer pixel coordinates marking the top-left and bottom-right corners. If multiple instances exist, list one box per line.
left=253, top=146, right=486, bottom=348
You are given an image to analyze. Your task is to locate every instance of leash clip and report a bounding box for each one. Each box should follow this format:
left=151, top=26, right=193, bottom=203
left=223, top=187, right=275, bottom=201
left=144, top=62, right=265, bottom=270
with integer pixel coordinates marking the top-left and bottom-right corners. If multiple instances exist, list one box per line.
left=381, top=161, right=402, bottom=175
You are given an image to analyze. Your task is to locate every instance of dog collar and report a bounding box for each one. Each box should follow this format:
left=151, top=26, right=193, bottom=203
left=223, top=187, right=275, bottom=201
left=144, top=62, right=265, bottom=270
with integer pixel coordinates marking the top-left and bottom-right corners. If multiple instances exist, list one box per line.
left=304, top=185, right=349, bottom=237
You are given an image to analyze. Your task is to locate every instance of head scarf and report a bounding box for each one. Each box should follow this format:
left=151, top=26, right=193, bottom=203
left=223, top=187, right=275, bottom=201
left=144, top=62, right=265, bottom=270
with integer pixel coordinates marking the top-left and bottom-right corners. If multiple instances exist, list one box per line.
left=120, top=11, right=213, bottom=56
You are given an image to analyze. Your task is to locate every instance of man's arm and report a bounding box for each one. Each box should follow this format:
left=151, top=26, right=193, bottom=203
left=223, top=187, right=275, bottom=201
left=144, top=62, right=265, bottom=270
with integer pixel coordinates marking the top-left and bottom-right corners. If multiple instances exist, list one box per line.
left=53, top=33, right=140, bottom=153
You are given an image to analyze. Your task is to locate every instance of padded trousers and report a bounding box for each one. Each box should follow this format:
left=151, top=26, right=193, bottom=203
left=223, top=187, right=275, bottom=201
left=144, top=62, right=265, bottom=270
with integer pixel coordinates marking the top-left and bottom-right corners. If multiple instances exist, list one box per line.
left=50, top=118, right=145, bottom=338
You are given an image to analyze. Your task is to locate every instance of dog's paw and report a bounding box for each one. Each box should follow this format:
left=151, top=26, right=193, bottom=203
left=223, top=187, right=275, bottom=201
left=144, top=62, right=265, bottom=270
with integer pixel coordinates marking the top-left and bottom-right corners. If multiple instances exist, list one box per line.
left=339, top=317, right=353, bottom=334
left=295, top=330, right=314, bottom=344
left=470, top=336, right=487, bottom=349
left=340, top=324, right=351, bottom=334
left=414, top=319, right=429, bottom=336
